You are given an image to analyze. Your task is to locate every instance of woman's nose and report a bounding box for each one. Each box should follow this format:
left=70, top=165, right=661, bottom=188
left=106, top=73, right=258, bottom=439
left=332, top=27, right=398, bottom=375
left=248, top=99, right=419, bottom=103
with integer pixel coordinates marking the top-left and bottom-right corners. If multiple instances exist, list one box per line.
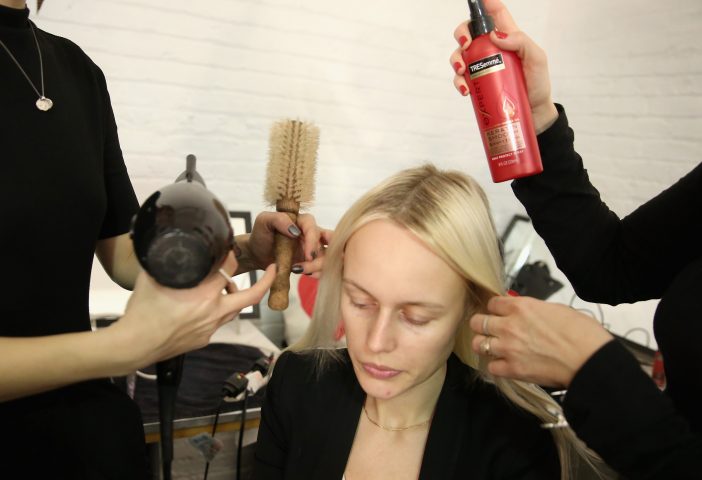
left=366, top=308, right=397, bottom=353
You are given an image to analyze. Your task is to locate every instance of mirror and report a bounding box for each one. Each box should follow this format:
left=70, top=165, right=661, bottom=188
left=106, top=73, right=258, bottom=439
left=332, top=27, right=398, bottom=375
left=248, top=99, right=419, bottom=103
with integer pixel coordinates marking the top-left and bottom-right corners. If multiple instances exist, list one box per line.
left=501, top=215, right=563, bottom=300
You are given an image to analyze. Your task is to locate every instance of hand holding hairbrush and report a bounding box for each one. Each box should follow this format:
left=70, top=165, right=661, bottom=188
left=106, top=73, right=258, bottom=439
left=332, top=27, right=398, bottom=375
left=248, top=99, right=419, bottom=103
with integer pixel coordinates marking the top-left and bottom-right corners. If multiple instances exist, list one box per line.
left=264, top=119, right=319, bottom=310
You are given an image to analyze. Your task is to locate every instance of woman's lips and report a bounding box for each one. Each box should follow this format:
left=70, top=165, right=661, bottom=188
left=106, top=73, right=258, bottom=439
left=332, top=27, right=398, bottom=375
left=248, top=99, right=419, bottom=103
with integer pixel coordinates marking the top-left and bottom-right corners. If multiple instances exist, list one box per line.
left=362, top=362, right=401, bottom=379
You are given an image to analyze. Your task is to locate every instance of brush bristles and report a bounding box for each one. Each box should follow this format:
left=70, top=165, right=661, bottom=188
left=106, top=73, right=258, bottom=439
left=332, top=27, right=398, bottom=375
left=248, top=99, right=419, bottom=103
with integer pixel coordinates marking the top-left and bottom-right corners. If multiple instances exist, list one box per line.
left=264, top=119, right=319, bottom=208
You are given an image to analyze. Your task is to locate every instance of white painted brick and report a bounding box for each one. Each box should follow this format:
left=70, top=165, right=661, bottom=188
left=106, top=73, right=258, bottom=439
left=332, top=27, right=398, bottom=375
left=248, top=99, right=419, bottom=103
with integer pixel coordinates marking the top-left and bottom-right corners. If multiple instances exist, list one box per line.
left=33, top=0, right=700, bottom=348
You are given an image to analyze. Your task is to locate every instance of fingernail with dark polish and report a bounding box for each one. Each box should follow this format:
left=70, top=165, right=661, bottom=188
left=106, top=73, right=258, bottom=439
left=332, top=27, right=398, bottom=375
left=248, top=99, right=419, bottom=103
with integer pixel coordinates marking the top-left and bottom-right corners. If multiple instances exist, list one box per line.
left=291, top=265, right=304, bottom=274
left=304, top=272, right=313, bottom=276
left=453, top=61, right=462, bottom=74
left=458, top=35, right=469, bottom=47
left=288, top=225, right=301, bottom=237
left=459, top=85, right=468, bottom=96
left=495, top=31, right=508, bottom=39
left=311, top=250, right=318, bottom=260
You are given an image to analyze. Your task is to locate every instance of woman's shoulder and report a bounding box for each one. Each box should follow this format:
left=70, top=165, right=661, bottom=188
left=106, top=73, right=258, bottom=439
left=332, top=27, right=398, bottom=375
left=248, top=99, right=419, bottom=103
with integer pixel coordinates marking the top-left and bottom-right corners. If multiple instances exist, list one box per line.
left=37, top=27, right=108, bottom=85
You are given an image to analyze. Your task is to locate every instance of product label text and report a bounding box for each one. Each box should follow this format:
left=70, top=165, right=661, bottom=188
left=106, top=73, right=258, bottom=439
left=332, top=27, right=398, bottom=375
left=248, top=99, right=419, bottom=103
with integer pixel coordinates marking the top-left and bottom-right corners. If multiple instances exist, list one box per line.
left=485, top=120, right=525, bottom=157
left=468, top=53, right=505, bottom=80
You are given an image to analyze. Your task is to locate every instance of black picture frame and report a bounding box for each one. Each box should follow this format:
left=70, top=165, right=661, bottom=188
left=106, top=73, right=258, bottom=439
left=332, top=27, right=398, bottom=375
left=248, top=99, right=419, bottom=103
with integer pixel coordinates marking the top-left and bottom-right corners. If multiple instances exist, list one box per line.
left=500, top=215, right=534, bottom=284
left=229, top=211, right=260, bottom=319
left=500, top=214, right=531, bottom=244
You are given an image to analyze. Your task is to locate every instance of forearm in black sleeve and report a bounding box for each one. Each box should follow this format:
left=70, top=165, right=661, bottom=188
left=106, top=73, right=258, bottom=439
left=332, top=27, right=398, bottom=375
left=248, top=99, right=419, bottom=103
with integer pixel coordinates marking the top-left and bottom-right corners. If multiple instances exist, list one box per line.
left=511, top=105, right=702, bottom=304
left=563, top=340, right=702, bottom=479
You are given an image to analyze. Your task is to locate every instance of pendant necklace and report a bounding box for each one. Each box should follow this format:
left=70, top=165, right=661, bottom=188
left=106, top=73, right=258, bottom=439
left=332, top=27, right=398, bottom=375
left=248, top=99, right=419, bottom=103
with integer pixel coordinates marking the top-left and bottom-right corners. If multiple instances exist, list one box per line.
left=0, top=21, right=53, bottom=111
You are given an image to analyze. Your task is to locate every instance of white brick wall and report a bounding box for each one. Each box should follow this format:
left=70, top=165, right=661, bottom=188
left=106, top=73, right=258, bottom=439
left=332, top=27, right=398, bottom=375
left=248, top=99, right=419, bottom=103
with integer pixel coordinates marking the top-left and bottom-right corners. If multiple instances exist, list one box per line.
left=34, top=0, right=701, bottom=348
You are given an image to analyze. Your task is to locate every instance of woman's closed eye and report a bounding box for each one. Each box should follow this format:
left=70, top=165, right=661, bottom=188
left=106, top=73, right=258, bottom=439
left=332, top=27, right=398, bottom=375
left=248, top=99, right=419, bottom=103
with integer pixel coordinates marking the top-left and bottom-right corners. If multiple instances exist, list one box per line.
left=399, top=310, right=431, bottom=326
left=347, top=296, right=436, bottom=325
left=350, top=297, right=376, bottom=310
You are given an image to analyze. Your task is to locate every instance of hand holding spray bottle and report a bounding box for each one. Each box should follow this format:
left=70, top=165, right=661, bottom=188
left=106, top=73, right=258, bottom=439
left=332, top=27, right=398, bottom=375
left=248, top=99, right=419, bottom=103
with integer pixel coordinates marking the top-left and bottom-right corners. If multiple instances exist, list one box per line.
left=462, top=0, right=542, bottom=182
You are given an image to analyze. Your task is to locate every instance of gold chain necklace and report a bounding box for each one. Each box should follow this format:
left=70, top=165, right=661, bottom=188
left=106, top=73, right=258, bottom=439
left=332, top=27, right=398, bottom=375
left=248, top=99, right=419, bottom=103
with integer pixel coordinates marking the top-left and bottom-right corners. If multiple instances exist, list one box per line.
left=362, top=405, right=431, bottom=432
left=0, top=21, right=53, bottom=111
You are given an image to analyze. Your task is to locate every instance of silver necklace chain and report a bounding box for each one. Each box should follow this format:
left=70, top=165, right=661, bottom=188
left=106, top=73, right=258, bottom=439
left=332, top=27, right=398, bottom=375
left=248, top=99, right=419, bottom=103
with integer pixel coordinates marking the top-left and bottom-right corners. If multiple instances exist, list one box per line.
left=0, top=21, right=53, bottom=111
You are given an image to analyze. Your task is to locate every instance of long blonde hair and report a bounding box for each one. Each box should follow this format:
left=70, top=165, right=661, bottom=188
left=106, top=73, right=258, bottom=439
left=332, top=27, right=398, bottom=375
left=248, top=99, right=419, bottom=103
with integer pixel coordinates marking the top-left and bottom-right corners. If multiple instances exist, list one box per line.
left=292, top=164, right=602, bottom=479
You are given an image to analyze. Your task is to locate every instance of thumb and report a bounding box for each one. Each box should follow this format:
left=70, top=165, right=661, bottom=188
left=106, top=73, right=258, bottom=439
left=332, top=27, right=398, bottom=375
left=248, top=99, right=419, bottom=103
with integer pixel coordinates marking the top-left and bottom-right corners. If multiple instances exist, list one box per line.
left=490, top=30, right=547, bottom=68
left=490, top=30, right=526, bottom=52
left=489, top=30, right=534, bottom=59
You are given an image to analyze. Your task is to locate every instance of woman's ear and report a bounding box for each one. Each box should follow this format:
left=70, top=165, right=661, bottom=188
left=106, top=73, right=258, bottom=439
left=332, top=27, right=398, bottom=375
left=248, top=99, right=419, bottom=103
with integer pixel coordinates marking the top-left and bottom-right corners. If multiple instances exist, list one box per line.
left=334, top=319, right=345, bottom=341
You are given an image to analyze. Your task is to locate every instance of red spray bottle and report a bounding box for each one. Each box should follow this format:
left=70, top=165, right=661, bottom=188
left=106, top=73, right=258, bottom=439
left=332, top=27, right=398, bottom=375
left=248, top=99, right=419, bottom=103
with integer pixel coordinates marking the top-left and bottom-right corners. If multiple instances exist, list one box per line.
left=462, top=0, right=542, bottom=183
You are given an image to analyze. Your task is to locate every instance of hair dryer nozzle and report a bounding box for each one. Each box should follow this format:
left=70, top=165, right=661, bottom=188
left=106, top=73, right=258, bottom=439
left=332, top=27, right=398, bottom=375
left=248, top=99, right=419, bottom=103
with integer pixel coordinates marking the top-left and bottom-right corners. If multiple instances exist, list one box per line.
left=130, top=156, right=233, bottom=288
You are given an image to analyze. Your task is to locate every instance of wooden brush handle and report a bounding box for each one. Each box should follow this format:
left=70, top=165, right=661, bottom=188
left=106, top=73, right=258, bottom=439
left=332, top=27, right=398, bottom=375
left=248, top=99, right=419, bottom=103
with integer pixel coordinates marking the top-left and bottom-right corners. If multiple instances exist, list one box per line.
left=268, top=200, right=299, bottom=310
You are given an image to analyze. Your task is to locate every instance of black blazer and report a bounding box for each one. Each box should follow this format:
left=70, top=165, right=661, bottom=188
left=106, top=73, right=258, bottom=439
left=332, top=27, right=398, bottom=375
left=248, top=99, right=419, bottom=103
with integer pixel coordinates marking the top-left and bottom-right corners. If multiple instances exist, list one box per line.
left=254, top=350, right=560, bottom=479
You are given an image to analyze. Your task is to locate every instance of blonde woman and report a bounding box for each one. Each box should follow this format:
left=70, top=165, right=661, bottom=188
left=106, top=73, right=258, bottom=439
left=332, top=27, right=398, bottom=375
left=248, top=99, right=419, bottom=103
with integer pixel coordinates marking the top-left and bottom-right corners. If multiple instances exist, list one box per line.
left=254, top=165, right=599, bottom=479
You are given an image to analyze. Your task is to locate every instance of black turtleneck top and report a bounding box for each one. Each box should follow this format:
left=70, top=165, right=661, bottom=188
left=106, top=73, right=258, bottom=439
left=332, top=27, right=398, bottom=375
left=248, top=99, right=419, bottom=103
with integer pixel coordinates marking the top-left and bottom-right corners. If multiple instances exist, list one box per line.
left=0, top=6, right=146, bottom=478
left=0, top=5, right=138, bottom=338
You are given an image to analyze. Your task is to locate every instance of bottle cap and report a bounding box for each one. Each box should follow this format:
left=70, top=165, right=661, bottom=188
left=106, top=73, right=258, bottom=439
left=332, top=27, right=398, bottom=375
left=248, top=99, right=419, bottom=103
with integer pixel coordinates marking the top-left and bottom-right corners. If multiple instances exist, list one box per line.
left=467, top=0, right=495, bottom=38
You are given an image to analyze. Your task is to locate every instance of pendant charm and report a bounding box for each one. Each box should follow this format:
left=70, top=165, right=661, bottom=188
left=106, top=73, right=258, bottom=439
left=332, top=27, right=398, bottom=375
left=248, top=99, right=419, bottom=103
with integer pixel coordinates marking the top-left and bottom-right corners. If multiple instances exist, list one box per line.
left=36, top=96, right=53, bottom=111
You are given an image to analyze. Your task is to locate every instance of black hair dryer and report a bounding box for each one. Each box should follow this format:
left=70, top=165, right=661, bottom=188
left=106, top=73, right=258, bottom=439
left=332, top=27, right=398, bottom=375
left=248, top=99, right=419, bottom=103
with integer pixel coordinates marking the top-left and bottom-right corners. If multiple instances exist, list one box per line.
left=130, top=154, right=234, bottom=480
left=130, top=154, right=234, bottom=288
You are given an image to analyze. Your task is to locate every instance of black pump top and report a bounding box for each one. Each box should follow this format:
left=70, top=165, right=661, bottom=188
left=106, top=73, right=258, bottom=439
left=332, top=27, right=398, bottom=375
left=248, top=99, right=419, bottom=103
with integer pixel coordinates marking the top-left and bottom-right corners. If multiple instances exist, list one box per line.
left=175, top=154, right=206, bottom=185
left=467, top=0, right=495, bottom=37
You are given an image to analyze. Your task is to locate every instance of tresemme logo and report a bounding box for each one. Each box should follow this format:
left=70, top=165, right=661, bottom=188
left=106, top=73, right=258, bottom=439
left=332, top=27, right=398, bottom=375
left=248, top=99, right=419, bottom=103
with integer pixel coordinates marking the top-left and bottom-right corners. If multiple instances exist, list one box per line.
left=468, top=53, right=505, bottom=79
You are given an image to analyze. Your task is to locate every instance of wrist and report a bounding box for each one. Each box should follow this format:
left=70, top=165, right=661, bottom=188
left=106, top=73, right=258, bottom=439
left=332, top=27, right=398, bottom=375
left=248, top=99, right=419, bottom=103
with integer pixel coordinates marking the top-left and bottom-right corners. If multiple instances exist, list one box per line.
left=532, top=102, right=559, bottom=134
left=563, top=330, right=614, bottom=387
left=97, top=318, right=153, bottom=376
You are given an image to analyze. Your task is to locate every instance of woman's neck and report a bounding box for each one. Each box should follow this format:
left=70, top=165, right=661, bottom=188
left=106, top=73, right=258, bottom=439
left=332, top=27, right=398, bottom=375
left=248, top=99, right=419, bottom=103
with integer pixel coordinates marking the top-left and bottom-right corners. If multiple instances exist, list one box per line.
left=0, top=1, right=26, bottom=9
left=365, top=362, right=446, bottom=429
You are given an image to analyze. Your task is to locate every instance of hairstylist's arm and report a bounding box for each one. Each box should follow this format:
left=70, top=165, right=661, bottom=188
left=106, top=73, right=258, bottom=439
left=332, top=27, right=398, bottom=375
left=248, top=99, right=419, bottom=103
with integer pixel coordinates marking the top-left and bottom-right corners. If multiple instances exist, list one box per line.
left=94, top=210, right=330, bottom=291
left=95, top=232, right=141, bottom=290
left=449, top=0, right=558, bottom=133
left=470, top=296, right=702, bottom=479
left=469, top=296, right=613, bottom=387
left=0, top=253, right=275, bottom=403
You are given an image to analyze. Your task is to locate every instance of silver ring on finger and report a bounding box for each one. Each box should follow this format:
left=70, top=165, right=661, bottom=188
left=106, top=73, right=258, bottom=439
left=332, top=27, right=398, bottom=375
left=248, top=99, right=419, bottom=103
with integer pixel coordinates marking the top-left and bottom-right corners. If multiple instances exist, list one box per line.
left=482, top=314, right=491, bottom=336
left=218, top=268, right=236, bottom=285
left=480, top=336, right=493, bottom=356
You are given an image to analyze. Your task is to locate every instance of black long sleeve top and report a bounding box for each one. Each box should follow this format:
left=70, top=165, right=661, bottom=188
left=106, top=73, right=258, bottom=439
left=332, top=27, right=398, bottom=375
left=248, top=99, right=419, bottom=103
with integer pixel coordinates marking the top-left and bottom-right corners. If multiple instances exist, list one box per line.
left=565, top=340, right=701, bottom=479
left=512, top=104, right=702, bottom=478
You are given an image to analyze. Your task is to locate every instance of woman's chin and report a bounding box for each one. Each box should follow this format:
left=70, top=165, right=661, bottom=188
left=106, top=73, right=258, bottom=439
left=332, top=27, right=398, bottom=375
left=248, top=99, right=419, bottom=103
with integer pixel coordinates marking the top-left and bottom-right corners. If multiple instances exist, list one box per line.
left=358, top=375, right=404, bottom=400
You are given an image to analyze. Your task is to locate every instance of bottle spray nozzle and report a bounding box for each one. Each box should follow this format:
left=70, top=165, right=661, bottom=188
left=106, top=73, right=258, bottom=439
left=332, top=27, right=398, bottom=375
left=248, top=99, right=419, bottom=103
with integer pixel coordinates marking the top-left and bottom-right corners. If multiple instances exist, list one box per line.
left=467, top=0, right=495, bottom=38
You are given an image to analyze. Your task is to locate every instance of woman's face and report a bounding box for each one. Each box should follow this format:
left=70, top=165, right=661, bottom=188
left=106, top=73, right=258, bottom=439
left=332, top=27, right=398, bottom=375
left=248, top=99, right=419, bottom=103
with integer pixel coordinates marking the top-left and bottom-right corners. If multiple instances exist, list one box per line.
left=342, top=219, right=467, bottom=401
